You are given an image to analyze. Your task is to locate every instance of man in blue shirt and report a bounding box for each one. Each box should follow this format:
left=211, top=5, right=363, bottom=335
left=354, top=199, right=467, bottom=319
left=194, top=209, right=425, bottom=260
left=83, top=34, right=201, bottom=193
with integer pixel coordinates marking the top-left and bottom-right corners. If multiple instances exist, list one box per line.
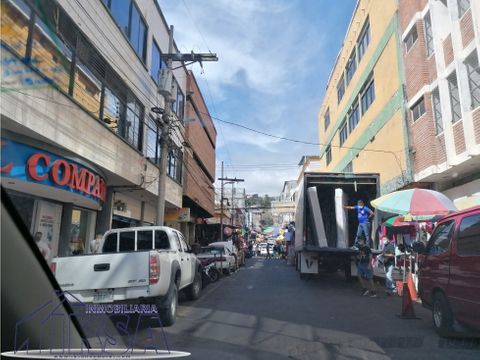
left=344, top=200, right=374, bottom=248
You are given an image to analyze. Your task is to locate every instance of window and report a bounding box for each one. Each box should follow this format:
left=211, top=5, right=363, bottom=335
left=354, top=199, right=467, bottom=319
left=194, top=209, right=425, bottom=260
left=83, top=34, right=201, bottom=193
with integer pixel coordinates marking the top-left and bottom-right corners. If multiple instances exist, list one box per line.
left=458, top=0, right=471, bottom=18
left=104, top=0, right=147, bottom=61
left=151, top=39, right=165, bottom=84
left=343, top=162, right=353, bottom=173
left=103, top=86, right=125, bottom=133
left=339, top=121, right=348, bottom=146
left=137, top=230, right=153, bottom=250
left=457, top=214, right=480, bottom=255
left=326, top=146, right=332, bottom=166
left=119, top=231, right=135, bottom=252
left=103, top=233, right=118, bottom=253
left=424, top=13, right=434, bottom=57
left=175, top=85, right=185, bottom=121
left=405, top=26, right=418, bottom=52
left=337, top=75, right=345, bottom=103
left=146, top=117, right=161, bottom=163
left=173, top=232, right=183, bottom=252
left=130, top=3, right=147, bottom=60
left=466, top=52, right=480, bottom=109
left=357, top=19, right=370, bottom=61
left=427, top=221, right=454, bottom=255
left=361, top=78, right=375, bottom=114
left=346, top=49, right=357, bottom=85
left=125, top=94, right=143, bottom=150
left=348, top=103, right=360, bottom=132
left=31, top=14, right=73, bottom=93
left=1, top=0, right=31, bottom=57
left=73, top=60, right=102, bottom=118
left=448, top=72, right=462, bottom=122
left=432, top=89, right=443, bottom=134
left=155, top=230, right=170, bottom=250
left=324, top=109, right=330, bottom=130
left=168, top=146, right=183, bottom=183
left=411, top=97, right=426, bottom=121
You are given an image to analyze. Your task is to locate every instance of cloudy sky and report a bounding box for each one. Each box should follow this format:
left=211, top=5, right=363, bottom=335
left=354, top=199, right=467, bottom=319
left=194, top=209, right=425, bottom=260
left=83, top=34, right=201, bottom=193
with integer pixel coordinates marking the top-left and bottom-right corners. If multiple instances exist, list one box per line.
left=159, top=0, right=357, bottom=195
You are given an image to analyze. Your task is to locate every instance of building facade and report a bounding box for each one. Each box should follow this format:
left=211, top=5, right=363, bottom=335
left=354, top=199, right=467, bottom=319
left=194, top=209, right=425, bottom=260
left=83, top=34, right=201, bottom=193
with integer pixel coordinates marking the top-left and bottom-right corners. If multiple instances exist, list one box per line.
left=271, top=180, right=296, bottom=226
left=182, top=71, right=217, bottom=243
left=0, top=0, right=197, bottom=261
left=398, top=0, right=480, bottom=203
left=317, top=0, right=411, bottom=195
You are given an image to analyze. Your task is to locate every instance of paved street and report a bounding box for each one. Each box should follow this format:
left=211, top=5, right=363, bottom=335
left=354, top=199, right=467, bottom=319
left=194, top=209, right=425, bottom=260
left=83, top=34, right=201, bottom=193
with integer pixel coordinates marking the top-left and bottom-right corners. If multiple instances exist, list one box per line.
left=133, top=258, right=480, bottom=359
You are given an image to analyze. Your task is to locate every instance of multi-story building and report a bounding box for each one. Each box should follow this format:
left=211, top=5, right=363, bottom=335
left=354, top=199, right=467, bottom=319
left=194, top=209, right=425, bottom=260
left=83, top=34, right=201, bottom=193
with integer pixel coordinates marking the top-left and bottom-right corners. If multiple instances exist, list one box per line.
left=181, top=70, right=217, bottom=243
left=0, top=0, right=211, bottom=260
left=271, top=180, right=296, bottom=226
left=317, top=0, right=411, bottom=195
left=398, top=0, right=480, bottom=203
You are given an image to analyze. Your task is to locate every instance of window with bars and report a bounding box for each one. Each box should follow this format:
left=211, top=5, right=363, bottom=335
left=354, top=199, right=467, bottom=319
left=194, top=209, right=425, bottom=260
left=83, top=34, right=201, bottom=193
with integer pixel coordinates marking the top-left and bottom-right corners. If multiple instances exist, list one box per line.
left=346, top=49, right=357, bottom=85
left=324, top=109, right=330, bottom=130
left=337, top=75, right=345, bottom=103
left=348, top=103, right=360, bottom=132
left=405, top=25, right=418, bottom=52
left=424, top=13, right=434, bottom=57
left=432, top=89, right=443, bottom=134
left=326, top=146, right=332, bottom=166
left=457, top=0, right=471, bottom=18
left=357, top=19, right=370, bottom=61
left=339, top=121, right=348, bottom=146
left=411, top=97, right=426, bottom=121
left=146, top=117, right=161, bottom=164
left=448, top=72, right=462, bottom=122
left=466, top=52, right=480, bottom=109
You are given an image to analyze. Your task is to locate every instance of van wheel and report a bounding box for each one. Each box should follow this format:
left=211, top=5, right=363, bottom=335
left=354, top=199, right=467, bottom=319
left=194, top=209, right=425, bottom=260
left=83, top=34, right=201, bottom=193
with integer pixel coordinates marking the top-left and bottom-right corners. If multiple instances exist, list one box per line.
left=432, top=292, right=454, bottom=337
left=159, top=283, right=178, bottom=327
left=185, top=269, right=202, bottom=300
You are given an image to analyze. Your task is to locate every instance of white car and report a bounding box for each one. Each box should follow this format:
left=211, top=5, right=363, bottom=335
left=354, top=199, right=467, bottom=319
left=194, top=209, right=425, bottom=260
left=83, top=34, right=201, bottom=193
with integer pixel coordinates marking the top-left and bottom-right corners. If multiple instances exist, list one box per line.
left=197, top=244, right=237, bottom=274
left=52, top=226, right=202, bottom=326
left=259, top=243, right=268, bottom=255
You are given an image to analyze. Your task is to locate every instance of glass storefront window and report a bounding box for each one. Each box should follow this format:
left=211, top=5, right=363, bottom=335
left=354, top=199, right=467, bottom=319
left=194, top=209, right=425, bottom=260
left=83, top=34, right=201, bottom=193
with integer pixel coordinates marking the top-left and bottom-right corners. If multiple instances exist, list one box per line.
left=1, top=0, right=31, bottom=57
left=73, top=60, right=103, bottom=118
left=31, top=15, right=72, bottom=93
left=69, top=208, right=95, bottom=256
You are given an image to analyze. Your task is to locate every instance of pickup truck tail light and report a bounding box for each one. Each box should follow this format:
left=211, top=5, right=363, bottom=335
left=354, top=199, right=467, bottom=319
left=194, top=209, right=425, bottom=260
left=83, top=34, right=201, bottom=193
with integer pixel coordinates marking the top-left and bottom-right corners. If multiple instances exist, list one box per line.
left=50, top=261, right=57, bottom=275
left=149, top=254, right=160, bottom=284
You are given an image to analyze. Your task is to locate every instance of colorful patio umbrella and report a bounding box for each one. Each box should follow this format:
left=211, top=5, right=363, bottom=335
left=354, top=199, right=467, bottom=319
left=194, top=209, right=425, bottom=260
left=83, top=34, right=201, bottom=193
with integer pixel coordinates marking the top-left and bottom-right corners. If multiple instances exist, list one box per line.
left=372, top=189, right=457, bottom=216
left=454, top=195, right=480, bottom=211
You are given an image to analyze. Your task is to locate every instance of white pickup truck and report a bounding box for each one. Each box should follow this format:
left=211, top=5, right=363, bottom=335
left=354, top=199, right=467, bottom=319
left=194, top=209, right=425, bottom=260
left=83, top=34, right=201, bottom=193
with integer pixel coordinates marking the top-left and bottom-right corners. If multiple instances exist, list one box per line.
left=51, top=226, right=202, bottom=326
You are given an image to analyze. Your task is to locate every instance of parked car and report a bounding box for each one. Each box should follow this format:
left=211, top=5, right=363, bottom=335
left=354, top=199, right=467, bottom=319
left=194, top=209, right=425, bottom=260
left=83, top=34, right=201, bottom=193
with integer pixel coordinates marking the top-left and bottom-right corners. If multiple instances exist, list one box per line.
left=51, top=226, right=203, bottom=326
left=417, top=206, right=480, bottom=337
left=259, top=243, right=268, bottom=256
left=197, top=244, right=237, bottom=275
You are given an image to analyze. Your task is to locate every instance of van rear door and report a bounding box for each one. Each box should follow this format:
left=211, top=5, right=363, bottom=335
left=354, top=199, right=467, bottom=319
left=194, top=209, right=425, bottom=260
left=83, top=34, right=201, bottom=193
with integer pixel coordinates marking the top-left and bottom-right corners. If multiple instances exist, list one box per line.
left=448, top=212, right=480, bottom=329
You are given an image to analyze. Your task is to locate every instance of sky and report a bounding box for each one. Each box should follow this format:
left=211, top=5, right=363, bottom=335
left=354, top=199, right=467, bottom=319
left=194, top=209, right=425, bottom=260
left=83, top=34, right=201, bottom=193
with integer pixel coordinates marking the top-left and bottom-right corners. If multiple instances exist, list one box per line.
left=159, top=0, right=357, bottom=196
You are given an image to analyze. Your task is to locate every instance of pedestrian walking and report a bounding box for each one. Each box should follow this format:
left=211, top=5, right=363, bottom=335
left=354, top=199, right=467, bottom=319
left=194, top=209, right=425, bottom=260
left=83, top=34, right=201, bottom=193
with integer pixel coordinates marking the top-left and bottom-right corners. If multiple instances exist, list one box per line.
left=381, top=236, right=397, bottom=295
left=344, top=199, right=374, bottom=248
left=266, top=244, right=272, bottom=259
left=356, top=237, right=376, bottom=297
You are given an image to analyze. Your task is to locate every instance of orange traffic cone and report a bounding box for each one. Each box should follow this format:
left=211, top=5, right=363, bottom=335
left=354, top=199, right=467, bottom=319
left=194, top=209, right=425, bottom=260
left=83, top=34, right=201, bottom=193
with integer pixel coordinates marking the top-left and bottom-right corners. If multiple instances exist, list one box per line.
left=397, top=283, right=419, bottom=319
left=406, top=272, right=417, bottom=301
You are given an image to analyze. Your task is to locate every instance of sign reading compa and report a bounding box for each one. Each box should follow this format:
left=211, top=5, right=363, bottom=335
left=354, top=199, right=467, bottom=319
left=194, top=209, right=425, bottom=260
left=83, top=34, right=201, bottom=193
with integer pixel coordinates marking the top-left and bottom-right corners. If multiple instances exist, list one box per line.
left=1, top=138, right=106, bottom=204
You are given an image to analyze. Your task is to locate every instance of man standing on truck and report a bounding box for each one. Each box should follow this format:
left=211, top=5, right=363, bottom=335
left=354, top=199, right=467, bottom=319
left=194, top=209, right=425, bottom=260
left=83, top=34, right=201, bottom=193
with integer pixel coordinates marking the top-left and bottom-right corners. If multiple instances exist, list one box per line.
left=344, top=200, right=374, bottom=248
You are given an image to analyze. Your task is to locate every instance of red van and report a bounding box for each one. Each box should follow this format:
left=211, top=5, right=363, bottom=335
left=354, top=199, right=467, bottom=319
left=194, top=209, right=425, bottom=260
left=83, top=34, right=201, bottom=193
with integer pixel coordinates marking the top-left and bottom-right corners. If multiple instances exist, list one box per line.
left=418, top=206, right=480, bottom=337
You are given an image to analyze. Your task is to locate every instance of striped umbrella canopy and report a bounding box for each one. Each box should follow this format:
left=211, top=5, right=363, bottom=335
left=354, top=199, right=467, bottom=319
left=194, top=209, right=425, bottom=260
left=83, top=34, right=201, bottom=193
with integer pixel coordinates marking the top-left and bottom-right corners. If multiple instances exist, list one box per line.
left=372, top=189, right=457, bottom=216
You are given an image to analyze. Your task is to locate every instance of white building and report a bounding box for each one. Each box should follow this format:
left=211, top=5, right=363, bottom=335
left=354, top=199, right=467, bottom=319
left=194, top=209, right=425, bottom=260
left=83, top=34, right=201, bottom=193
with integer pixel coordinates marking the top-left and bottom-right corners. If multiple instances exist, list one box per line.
left=1, top=0, right=188, bottom=260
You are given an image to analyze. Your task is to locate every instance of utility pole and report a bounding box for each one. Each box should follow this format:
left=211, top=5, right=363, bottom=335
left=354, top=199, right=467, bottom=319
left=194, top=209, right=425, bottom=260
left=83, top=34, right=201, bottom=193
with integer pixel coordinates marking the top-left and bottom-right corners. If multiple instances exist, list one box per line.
left=231, top=182, right=235, bottom=226
left=154, top=26, right=218, bottom=226
left=218, top=175, right=244, bottom=241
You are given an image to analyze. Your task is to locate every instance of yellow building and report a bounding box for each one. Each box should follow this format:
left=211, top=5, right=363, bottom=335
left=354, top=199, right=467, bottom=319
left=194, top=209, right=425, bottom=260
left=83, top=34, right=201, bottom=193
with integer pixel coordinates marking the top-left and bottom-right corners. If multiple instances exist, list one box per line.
left=318, top=0, right=411, bottom=194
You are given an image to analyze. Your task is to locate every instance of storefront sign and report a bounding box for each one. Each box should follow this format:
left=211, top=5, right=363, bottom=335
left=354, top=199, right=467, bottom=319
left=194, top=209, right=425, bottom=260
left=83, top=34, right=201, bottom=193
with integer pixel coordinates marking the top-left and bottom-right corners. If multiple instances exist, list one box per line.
left=1, top=139, right=106, bottom=204
left=165, top=208, right=191, bottom=222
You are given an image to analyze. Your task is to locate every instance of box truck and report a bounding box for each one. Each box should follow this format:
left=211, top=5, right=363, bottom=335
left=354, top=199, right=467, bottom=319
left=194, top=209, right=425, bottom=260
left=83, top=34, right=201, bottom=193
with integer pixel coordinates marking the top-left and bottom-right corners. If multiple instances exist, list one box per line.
left=295, top=172, right=380, bottom=280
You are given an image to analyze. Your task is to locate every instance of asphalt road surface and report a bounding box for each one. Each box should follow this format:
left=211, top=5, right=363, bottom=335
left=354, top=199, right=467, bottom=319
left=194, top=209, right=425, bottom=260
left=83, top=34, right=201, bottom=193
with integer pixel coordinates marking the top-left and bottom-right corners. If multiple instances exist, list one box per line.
left=134, top=257, right=480, bottom=360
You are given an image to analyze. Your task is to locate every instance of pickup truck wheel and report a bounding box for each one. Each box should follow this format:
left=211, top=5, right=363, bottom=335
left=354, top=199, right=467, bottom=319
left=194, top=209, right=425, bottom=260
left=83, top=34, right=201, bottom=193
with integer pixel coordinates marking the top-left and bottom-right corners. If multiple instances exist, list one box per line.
left=159, top=283, right=178, bottom=327
left=432, top=292, right=454, bottom=337
left=185, top=269, right=202, bottom=300
left=208, top=267, right=220, bottom=282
